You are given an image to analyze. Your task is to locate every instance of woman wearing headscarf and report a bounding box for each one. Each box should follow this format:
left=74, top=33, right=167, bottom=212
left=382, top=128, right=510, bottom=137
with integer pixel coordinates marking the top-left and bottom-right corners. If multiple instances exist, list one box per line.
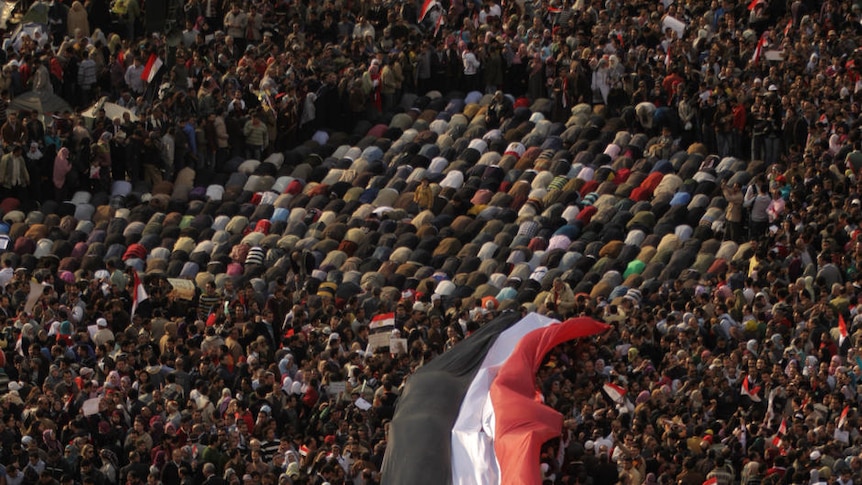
left=24, top=141, right=43, bottom=202
left=67, top=1, right=90, bottom=38
left=41, top=429, right=62, bottom=456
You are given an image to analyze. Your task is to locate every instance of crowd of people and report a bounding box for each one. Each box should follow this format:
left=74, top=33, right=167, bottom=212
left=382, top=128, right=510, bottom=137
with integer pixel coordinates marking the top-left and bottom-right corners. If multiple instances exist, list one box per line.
left=0, top=0, right=857, bottom=483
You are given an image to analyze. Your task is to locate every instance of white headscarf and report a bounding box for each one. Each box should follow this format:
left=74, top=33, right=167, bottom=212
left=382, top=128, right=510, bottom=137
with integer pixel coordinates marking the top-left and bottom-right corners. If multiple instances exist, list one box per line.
left=26, top=142, right=42, bottom=161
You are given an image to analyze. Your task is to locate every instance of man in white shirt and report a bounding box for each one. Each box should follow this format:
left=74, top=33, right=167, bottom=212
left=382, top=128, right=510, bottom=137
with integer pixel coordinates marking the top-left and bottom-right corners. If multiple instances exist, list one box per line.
left=478, top=0, right=501, bottom=24
left=124, top=56, right=146, bottom=96
left=352, top=15, right=375, bottom=40
left=462, top=42, right=480, bottom=92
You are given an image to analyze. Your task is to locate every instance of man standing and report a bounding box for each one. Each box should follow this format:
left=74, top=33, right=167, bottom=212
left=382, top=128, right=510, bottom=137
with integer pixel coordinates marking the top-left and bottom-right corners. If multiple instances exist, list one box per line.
left=381, top=54, right=403, bottom=113
left=462, top=42, right=480, bottom=93
left=0, top=144, right=29, bottom=200
left=0, top=112, right=24, bottom=148
left=31, top=59, right=51, bottom=92
left=721, top=180, right=744, bottom=242
left=77, top=50, right=97, bottom=106
left=90, top=132, right=112, bottom=192
left=124, top=57, right=146, bottom=97
left=224, top=3, right=248, bottom=51
left=242, top=112, right=268, bottom=161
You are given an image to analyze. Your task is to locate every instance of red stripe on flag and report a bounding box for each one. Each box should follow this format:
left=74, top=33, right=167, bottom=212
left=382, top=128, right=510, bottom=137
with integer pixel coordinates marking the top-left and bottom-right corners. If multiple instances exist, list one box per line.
left=751, top=35, right=766, bottom=65
left=370, top=312, right=395, bottom=329
left=741, top=376, right=761, bottom=402
left=434, top=13, right=444, bottom=37
left=491, top=317, right=609, bottom=485
left=840, top=313, right=849, bottom=338
left=131, top=269, right=148, bottom=317
left=141, top=54, right=163, bottom=83
left=840, top=405, right=850, bottom=429
left=419, top=0, right=437, bottom=22
left=603, top=382, right=627, bottom=403
left=141, top=54, right=156, bottom=81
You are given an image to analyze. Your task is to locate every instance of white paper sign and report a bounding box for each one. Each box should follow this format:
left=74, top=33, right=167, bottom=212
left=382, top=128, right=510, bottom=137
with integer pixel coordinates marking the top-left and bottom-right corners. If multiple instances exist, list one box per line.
left=835, top=428, right=850, bottom=444
left=662, top=16, right=687, bottom=38
left=354, top=397, right=372, bottom=411
left=328, top=381, right=346, bottom=396
left=82, top=397, right=101, bottom=416
left=368, top=332, right=391, bottom=350
left=764, top=50, right=784, bottom=61
left=390, top=337, right=408, bottom=355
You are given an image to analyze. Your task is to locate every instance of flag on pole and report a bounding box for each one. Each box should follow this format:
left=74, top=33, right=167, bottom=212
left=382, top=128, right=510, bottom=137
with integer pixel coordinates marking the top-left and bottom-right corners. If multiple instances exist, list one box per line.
left=380, top=313, right=608, bottom=485
left=741, top=375, right=762, bottom=402
left=772, top=418, right=787, bottom=446
left=418, top=0, right=440, bottom=22
left=603, top=383, right=627, bottom=404
left=839, top=405, right=850, bottom=429
left=370, top=312, right=395, bottom=330
left=746, top=0, right=761, bottom=10
left=764, top=388, right=776, bottom=425
left=783, top=18, right=793, bottom=37
left=751, top=33, right=767, bottom=65
left=141, top=53, right=163, bottom=83
left=433, top=13, right=445, bottom=37
left=131, top=269, right=148, bottom=317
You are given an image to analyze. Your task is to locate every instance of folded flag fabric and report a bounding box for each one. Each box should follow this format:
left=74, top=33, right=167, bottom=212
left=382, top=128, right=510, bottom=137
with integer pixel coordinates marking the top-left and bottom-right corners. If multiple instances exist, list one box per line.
left=741, top=375, right=761, bottom=402
left=381, top=312, right=607, bottom=485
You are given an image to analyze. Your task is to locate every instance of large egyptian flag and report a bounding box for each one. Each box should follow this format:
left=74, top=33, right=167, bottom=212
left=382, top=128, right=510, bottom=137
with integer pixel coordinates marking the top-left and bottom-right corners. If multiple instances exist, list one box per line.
left=381, top=312, right=608, bottom=485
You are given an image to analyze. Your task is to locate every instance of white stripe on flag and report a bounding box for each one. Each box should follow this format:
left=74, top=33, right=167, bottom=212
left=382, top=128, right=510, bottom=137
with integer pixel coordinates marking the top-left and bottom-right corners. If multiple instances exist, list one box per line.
left=451, top=313, right=559, bottom=485
left=147, top=58, right=163, bottom=83
left=131, top=269, right=148, bottom=317
left=370, top=312, right=395, bottom=330
left=603, top=383, right=626, bottom=403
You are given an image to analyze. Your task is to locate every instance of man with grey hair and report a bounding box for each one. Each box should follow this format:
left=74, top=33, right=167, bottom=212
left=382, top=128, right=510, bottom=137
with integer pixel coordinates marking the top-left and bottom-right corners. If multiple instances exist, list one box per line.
left=202, top=462, right=227, bottom=485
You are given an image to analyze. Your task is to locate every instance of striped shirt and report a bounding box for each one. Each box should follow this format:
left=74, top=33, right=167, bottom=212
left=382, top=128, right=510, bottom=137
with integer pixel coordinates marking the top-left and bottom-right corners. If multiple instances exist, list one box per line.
left=245, top=246, right=265, bottom=266
left=77, top=59, right=97, bottom=88
left=707, top=465, right=735, bottom=485
left=198, top=291, right=222, bottom=317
